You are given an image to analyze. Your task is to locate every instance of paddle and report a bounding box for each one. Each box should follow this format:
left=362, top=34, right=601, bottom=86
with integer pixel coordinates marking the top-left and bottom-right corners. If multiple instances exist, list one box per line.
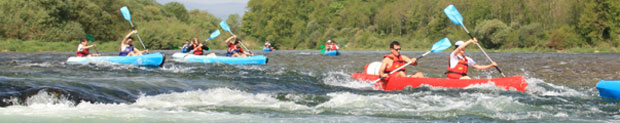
left=204, top=30, right=221, bottom=43
left=220, top=21, right=253, bottom=54
left=444, top=4, right=506, bottom=77
left=120, top=6, right=147, bottom=50
left=186, top=30, right=221, bottom=57
left=320, top=45, right=325, bottom=53
left=86, top=34, right=99, bottom=55
left=368, top=38, right=452, bottom=85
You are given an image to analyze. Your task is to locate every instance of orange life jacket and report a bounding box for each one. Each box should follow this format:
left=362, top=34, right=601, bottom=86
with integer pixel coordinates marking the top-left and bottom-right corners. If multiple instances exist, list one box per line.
left=446, top=54, right=469, bottom=79
left=76, top=47, right=89, bottom=57
left=383, top=54, right=406, bottom=74
left=193, top=44, right=203, bottom=55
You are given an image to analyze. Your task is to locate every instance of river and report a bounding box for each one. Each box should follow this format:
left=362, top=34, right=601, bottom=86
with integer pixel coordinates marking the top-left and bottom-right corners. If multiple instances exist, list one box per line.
left=0, top=50, right=618, bottom=122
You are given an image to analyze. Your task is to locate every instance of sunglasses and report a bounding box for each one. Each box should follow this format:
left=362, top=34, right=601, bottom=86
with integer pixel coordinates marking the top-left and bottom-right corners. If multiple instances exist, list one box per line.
left=392, top=48, right=401, bottom=51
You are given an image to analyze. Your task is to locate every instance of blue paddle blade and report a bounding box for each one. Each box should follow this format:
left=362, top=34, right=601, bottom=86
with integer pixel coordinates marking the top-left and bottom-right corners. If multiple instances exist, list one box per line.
left=209, top=30, right=221, bottom=39
left=430, top=38, right=452, bottom=53
left=120, top=6, right=132, bottom=21
left=444, top=5, right=463, bottom=26
left=219, top=21, right=231, bottom=32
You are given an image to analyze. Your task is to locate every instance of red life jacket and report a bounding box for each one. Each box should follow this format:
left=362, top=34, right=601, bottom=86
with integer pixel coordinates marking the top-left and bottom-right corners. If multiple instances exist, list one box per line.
left=383, top=54, right=406, bottom=74
left=228, top=43, right=235, bottom=52
left=446, top=54, right=469, bottom=79
left=193, top=44, right=203, bottom=55
left=327, top=44, right=338, bottom=51
left=76, top=47, right=89, bottom=57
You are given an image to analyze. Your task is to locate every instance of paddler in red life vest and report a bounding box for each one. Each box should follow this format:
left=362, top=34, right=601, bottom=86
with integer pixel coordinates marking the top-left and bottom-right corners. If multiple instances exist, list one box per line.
left=378, top=41, right=424, bottom=78
left=119, top=30, right=148, bottom=56
left=446, top=38, right=498, bottom=79
left=224, top=35, right=253, bottom=57
left=187, top=37, right=216, bottom=57
left=76, top=38, right=95, bottom=57
left=326, top=40, right=339, bottom=51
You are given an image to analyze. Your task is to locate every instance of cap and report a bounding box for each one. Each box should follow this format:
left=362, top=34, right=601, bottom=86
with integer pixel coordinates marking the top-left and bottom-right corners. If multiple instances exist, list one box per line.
left=327, top=40, right=332, bottom=43
left=455, top=40, right=465, bottom=47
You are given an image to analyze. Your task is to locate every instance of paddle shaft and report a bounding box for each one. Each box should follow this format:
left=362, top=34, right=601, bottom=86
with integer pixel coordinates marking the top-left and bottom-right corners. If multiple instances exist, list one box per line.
left=226, top=31, right=253, bottom=54
left=461, top=26, right=506, bottom=77
left=128, top=21, right=147, bottom=49
left=369, top=51, right=431, bottom=85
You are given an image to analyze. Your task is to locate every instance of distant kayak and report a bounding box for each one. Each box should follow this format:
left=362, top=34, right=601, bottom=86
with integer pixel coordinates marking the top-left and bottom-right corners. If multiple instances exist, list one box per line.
left=597, top=80, right=620, bottom=100
left=263, top=48, right=273, bottom=52
left=171, top=53, right=267, bottom=65
left=66, top=52, right=165, bottom=67
left=324, top=50, right=340, bottom=56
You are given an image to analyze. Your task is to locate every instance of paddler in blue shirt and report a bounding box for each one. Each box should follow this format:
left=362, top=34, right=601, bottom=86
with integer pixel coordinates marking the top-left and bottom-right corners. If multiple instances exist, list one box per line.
left=119, top=30, right=148, bottom=56
left=180, top=40, right=190, bottom=53
left=378, top=41, right=424, bottom=78
left=445, top=38, right=497, bottom=79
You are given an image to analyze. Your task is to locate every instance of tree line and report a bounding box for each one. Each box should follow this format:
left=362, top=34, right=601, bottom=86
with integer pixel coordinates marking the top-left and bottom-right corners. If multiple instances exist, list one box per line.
left=241, top=0, right=620, bottom=50
left=1, top=0, right=619, bottom=52
left=0, top=0, right=238, bottom=50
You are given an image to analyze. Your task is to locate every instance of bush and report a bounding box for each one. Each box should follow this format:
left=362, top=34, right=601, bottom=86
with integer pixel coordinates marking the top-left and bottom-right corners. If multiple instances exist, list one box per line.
left=547, top=26, right=585, bottom=49
left=474, top=19, right=509, bottom=49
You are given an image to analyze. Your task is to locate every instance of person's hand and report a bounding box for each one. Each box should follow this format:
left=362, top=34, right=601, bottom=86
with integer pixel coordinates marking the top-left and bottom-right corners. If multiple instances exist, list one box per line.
left=232, top=35, right=237, bottom=38
left=380, top=74, right=388, bottom=78
left=144, top=49, right=149, bottom=52
left=131, top=30, right=138, bottom=34
left=491, top=62, right=498, bottom=67
left=469, top=38, right=478, bottom=44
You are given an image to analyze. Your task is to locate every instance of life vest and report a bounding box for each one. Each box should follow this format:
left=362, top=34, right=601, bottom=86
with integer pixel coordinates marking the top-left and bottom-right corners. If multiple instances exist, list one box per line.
left=119, top=45, right=134, bottom=56
left=327, top=44, right=338, bottom=51
left=446, top=54, right=469, bottom=79
left=76, top=46, right=89, bottom=57
left=383, top=54, right=406, bottom=74
left=226, top=43, right=237, bottom=57
left=193, top=44, right=203, bottom=55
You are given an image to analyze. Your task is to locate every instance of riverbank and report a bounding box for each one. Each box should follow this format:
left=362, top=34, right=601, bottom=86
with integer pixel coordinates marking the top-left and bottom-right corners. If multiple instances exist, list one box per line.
left=1, top=39, right=619, bottom=53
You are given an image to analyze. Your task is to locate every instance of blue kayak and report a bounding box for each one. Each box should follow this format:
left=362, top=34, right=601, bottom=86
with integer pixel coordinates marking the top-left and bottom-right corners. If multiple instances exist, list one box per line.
left=325, top=50, right=340, bottom=56
left=171, top=53, right=267, bottom=65
left=597, top=80, right=620, bottom=100
left=66, top=52, right=165, bottom=67
left=263, top=48, right=273, bottom=52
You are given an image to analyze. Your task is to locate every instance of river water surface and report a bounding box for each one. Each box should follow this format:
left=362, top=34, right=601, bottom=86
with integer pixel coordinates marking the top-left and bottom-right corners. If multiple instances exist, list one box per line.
left=0, top=50, right=619, bottom=122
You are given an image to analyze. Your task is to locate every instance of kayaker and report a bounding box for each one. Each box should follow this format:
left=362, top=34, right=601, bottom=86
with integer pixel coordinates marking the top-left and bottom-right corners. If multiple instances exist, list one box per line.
left=326, top=40, right=339, bottom=51
left=264, top=40, right=273, bottom=50
left=76, top=38, right=95, bottom=57
left=181, top=40, right=190, bottom=53
left=225, top=35, right=253, bottom=57
left=378, top=41, right=424, bottom=78
left=119, top=30, right=148, bottom=56
left=445, top=38, right=498, bottom=79
left=187, top=37, right=216, bottom=56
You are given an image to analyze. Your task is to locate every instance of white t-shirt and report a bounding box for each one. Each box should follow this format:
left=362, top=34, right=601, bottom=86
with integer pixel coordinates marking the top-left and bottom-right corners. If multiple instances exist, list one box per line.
left=77, top=44, right=86, bottom=52
left=449, top=51, right=476, bottom=68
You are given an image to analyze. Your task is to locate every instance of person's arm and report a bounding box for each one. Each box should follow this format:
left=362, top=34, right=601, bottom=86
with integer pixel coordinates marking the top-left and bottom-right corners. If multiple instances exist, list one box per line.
left=401, top=55, right=418, bottom=66
left=455, top=38, right=478, bottom=52
left=224, top=35, right=237, bottom=43
left=472, top=62, right=497, bottom=70
left=378, top=58, right=390, bottom=78
left=121, top=30, right=137, bottom=46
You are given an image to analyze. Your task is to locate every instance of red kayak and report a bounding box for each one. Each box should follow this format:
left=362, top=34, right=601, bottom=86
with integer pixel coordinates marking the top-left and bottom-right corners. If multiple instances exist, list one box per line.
left=351, top=73, right=527, bottom=92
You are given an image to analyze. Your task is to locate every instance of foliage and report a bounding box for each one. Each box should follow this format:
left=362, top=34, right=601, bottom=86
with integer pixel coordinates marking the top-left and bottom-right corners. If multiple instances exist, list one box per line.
left=0, top=0, right=222, bottom=50
left=242, top=0, right=620, bottom=50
